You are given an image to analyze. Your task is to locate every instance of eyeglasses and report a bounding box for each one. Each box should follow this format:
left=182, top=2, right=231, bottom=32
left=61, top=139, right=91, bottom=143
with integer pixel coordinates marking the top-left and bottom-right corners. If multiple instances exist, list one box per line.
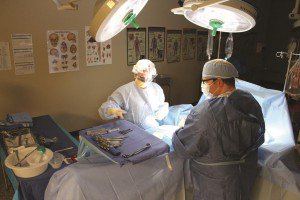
left=201, top=78, right=217, bottom=84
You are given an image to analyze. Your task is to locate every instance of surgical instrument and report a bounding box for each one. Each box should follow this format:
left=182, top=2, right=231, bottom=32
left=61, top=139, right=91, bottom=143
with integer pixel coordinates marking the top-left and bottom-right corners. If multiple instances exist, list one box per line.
left=119, top=129, right=133, bottom=135
left=86, top=128, right=120, bottom=136
left=92, top=136, right=121, bottom=156
left=13, top=150, right=21, bottom=167
left=55, top=147, right=74, bottom=153
left=14, top=147, right=38, bottom=167
left=122, top=143, right=151, bottom=158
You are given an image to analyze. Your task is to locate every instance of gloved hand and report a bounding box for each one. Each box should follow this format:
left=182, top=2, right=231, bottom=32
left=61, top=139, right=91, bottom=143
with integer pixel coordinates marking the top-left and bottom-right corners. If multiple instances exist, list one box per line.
left=107, top=108, right=127, bottom=119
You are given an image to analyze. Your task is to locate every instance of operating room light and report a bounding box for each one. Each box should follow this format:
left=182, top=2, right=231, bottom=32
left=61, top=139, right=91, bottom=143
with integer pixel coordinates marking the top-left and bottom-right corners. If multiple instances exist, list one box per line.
left=90, top=0, right=148, bottom=42
left=89, top=0, right=256, bottom=42
left=172, top=0, right=257, bottom=35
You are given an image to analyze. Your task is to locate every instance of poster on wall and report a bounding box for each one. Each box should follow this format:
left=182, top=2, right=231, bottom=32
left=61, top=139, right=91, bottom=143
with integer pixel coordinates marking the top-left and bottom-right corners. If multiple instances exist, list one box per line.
left=197, top=30, right=208, bottom=61
left=0, top=42, right=12, bottom=71
left=47, top=30, right=79, bottom=73
left=85, top=26, right=112, bottom=66
left=148, top=27, right=165, bottom=62
left=182, top=29, right=197, bottom=60
left=127, top=28, right=146, bottom=66
left=11, top=34, right=35, bottom=75
left=166, top=30, right=181, bottom=63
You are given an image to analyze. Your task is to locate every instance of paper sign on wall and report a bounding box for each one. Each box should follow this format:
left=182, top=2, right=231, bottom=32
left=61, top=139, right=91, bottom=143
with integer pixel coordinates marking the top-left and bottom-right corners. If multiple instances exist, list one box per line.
left=0, top=42, right=12, bottom=71
left=85, top=26, right=112, bottom=66
left=11, top=34, right=35, bottom=75
left=47, top=30, right=79, bottom=73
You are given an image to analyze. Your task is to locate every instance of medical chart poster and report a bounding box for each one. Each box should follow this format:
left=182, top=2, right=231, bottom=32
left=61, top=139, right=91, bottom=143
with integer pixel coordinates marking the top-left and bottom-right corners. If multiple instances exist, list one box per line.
left=127, top=28, right=146, bottom=66
left=85, top=26, right=112, bottom=66
left=166, top=30, right=181, bottom=63
left=148, top=27, right=165, bottom=62
left=182, top=29, right=197, bottom=60
left=0, top=42, right=12, bottom=71
left=47, top=30, right=79, bottom=74
left=197, top=30, right=208, bottom=61
left=11, top=34, right=35, bottom=75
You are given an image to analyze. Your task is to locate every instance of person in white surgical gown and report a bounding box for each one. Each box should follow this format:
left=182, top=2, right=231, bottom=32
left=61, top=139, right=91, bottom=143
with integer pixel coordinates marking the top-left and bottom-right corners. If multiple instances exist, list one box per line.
left=98, top=59, right=169, bottom=130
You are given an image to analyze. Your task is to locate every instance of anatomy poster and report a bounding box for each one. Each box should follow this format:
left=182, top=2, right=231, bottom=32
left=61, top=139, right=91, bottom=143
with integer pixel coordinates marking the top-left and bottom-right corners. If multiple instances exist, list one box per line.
left=148, top=27, right=165, bottom=62
left=11, top=34, right=35, bottom=75
left=166, top=30, right=181, bottom=63
left=85, top=26, right=112, bottom=66
left=197, top=30, right=208, bottom=61
left=0, top=42, right=12, bottom=71
left=127, top=28, right=146, bottom=66
left=182, top=29, right=197, bottom=60
left=47, top=30, right=79, bottom=73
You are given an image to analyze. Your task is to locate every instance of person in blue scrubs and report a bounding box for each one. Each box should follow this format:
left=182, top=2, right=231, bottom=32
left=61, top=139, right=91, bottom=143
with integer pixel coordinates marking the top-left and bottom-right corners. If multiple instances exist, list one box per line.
left=172, top=59, right=265, bottom=200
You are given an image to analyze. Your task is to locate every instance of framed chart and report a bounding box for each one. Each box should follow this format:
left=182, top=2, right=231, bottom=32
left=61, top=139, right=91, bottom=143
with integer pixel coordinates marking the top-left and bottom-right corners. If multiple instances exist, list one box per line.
left=127, top=28, right=146, bottom=66
left=166, top=30, right=182, bottom=63
left=197, top=30, right=208, bottom=61
left=182, top=29, right=197, bottom=60
left=148, top=27, right=165, bottom=62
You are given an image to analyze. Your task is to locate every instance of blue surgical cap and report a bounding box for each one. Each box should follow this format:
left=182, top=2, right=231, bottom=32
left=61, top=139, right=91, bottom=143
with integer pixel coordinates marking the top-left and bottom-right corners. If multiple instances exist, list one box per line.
left=202, top=59, right=239, bottom=79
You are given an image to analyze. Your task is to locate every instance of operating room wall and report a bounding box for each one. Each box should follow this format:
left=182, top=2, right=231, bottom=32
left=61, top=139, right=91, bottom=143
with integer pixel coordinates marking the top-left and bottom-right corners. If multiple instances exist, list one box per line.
left=0, top=0, right=204, bottom=131
left=258, top=0, right=294, bottom=85
left=236, top=0, right=295, bottom=86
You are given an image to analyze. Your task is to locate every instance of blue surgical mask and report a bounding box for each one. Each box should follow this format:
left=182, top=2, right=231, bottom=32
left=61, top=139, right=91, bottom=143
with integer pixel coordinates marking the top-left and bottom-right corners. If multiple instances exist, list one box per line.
left=201, top=82, right=219, bottom=99
left=201, top=83, right=214, bottom=99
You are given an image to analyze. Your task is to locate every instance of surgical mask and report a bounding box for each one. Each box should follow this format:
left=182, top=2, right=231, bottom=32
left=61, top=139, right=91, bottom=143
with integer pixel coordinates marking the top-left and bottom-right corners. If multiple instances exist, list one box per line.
left=201, top=82, right=219, bottom=99
left=201, top=83, right=214, bottom=99
left=135, top=79, right=149, bottom=88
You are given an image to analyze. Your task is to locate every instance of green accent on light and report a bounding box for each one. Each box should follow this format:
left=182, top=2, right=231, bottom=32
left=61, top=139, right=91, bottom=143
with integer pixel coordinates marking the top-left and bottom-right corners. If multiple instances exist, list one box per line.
left=123, top=11, right=139, bottom=29
left=209, top=20, right=223, bottom=36
left=37, top=146, right=46, bottom=153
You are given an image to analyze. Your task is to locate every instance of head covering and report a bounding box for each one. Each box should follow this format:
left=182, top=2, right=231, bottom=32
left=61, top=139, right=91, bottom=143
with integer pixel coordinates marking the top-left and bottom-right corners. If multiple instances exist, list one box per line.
left=202, top=59, right=239, bottom=79
left=132, top=59, right=157, bottom=83
left=132, top=59, right=157, bottom=75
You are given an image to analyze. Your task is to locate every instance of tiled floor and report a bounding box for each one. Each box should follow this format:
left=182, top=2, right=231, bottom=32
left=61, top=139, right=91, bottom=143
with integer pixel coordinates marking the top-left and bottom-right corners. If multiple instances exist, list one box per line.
left=0, top=163, right=14, bottom=200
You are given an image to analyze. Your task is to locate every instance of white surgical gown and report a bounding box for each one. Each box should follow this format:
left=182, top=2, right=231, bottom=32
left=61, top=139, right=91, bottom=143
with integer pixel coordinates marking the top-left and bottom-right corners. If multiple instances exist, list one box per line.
left=99, top=81, right=168, bottom=130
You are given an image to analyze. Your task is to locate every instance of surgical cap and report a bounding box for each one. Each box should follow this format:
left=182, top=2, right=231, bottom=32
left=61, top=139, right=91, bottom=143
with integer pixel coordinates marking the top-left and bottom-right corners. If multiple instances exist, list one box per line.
left=132, top=59, right=157, bottom=76
left=202, top=59, right=239, bottom=79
